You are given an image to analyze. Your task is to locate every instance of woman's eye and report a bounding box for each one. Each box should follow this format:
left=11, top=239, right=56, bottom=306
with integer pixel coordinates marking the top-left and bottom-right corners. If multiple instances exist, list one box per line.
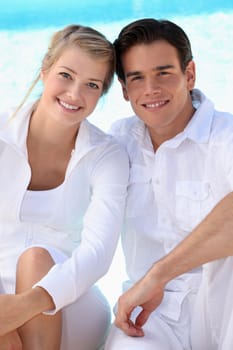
left=60, top=72, right=71, bottom=79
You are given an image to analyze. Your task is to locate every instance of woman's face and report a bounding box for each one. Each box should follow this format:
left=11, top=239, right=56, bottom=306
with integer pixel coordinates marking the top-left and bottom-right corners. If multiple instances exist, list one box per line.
left=39, top=45, right=109, bottom=128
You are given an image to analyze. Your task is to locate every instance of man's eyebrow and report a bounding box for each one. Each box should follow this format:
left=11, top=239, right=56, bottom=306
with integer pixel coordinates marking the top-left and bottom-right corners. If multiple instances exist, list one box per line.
left=125, top=64, right=175, bottom=78
left=125, top=71, right=141, bottom=78
left=153, top=64, right=175, bottom=71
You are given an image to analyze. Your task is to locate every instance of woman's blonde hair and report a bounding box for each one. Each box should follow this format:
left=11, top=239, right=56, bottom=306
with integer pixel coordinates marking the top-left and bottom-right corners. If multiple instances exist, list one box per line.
left=14, top=24, right=115, bottom=116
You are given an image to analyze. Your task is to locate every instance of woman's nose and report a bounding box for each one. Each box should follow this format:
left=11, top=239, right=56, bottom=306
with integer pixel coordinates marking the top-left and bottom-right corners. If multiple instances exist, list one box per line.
left=67, top=83, right=83, bottom=101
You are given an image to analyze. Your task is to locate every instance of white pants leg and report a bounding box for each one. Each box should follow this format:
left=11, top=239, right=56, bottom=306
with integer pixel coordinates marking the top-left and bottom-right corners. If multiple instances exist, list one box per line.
left=192, top=257, right=233, bottom=350
left=104, top=296, right=194, bottom=350
left=61, top=285, right=110, bottom=350
left=105, top=318, right=182, bottom=350
left=191, top=278, right=214, bottom=350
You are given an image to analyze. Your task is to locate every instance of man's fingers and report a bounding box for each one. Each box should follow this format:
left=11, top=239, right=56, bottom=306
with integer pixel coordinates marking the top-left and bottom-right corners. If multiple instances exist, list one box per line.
left=115, top=317, right=144, bottom=337
left=135, top=309, right=151, bottom=328
left=114, top=303, right=144, bottom=337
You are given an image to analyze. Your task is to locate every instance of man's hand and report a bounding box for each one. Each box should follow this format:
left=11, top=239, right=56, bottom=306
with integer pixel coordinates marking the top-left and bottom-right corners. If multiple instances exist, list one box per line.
left=0, top=331, right=22, bottom=350
left=114, top=274, right=165, bottom=337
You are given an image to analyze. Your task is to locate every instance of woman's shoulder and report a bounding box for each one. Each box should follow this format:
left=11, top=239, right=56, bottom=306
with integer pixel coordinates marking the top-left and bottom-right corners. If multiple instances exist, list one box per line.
left=82, top=119, right=122, bottom=149
left=0, top=102, right=35, bottom=127
left=110, top=115, right=139, bottom=136
left=82, top=119, right=128, bottom=159
left=0, top=106, right=16, bottom=127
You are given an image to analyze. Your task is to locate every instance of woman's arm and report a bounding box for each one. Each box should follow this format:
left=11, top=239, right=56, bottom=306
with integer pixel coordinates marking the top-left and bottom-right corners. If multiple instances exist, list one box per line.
left=0, top=287, right=54, bottom=336
left=33, top=143, right=129, bottom=313
left=0, top=331, right=22, bottom=350
left=0, top=141, right=129, bottom=334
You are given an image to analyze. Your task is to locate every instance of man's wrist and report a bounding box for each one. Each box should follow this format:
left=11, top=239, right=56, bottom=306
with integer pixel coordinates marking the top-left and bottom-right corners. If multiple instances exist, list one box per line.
left=147, top=259, right=174, bottom=288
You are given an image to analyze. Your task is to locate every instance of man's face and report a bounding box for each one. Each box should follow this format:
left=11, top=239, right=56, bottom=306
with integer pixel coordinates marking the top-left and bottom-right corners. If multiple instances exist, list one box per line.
left=120, top=40, right=195, bottom=145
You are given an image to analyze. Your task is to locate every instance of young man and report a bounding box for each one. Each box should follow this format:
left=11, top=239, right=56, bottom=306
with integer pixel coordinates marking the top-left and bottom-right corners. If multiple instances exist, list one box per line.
left=105, top=18, right=233, bottom=350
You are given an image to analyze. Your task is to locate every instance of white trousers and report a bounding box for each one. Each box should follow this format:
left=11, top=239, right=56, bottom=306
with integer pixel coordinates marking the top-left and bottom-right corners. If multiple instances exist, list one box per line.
left=60, top=285, right=110, bottom=350
left=191, top=257, right=233, bottom=350
left=105, top=294, right=195, bottom=350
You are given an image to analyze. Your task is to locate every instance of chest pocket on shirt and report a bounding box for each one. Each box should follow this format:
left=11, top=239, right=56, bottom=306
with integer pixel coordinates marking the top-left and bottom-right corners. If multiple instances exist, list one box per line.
left=175, top=181, right=210, bottom=231
left=126, top=164, right=152, bottom=218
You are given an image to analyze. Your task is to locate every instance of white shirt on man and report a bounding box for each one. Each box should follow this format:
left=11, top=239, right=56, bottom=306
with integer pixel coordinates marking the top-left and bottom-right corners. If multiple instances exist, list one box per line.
left=109, top=88, right=233, bottom=349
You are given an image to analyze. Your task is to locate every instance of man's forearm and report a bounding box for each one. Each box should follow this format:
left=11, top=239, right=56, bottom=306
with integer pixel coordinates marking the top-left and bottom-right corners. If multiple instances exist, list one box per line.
left=114, top=192, right=233, bottom=335
left=149, top=192, right=233, bottom=285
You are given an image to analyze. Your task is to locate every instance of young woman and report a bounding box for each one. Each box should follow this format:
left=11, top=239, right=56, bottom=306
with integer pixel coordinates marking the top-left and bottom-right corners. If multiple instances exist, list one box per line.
left=0, top=24, right=129, bottom=349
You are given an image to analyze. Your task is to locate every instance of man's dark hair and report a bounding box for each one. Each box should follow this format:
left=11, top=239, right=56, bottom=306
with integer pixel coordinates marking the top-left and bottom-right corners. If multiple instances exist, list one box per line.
left=114, top=18, right=193, bottom=81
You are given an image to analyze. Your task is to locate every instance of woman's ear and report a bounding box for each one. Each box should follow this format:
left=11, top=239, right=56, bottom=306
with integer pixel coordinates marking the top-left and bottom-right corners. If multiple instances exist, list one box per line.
left=40, top=68, right=48, bottom=83
left=40, top=69, right=45, bottom=82
left=185, top=60, right=196, bottom=91
left=119, top=78, right=129, bottom=101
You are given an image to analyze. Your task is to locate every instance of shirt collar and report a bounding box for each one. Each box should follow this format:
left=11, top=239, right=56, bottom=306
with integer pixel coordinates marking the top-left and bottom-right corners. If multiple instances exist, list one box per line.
left=182, top=89, right=214, bottom=143
left=0, top=101, right=35, bottom=156
left=131, top=117, right=154, bottom=152
left=0, top=101, right=111, bottom=160
left=161, top=89, right=214, bottom=149
left=71, top=118, right=111, bottom=163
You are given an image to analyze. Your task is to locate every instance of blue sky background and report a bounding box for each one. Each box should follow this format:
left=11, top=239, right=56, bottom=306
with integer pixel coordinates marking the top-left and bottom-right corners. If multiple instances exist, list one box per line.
left=1, top=0, right=233, bottom=29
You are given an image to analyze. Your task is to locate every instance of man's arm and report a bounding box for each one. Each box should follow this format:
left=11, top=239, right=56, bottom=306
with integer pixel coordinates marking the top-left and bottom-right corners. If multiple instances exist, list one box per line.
left=115, top=192, right=233, bottom=336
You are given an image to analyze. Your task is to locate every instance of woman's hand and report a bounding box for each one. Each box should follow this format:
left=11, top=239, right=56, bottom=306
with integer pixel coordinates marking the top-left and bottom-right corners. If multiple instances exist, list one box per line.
left=0, top=294, right=28, bottom=336
left=0, top=331, right=22, bottom=350
left=0, top=288, right=55, bottom=336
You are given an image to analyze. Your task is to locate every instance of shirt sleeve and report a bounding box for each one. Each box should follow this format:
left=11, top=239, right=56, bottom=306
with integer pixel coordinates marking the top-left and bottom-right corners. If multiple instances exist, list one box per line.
left=33, top=141, right=129, bottom=314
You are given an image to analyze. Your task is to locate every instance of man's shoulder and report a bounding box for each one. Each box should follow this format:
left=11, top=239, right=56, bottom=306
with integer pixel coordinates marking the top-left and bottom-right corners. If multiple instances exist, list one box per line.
left=212, top=109, right=233, bottom=133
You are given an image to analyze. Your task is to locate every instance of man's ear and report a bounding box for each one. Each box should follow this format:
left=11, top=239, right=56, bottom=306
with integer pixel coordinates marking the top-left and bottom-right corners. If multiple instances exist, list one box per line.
left=119, top=78, right=129, bottom=101
left=186, top=60, right=196, bottom=91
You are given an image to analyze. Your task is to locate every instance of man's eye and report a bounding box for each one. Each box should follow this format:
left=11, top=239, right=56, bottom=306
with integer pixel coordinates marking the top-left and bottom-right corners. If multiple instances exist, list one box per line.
left=159, top=71, right=169, bottom=76
left=131, top=76, right=143, bottom=81
left=88, top=82, right=99, bottom=89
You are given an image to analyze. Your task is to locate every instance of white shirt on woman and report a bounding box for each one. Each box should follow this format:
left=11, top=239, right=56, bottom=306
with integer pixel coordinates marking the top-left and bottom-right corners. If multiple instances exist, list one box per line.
left=0, top=101, right=129, bottom=314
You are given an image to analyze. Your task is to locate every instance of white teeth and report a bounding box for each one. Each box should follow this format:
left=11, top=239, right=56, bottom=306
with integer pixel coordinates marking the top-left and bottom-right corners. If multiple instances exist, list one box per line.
left=60, top=100, right=79, bottom=110
left=145, top=101, right=166, bottom=108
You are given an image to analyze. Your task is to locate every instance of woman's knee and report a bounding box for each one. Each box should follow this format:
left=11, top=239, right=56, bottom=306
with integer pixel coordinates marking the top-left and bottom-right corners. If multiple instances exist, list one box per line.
left=16, top=247, right=55, bottom=291
left=17, top=247, right=54, bottom=271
